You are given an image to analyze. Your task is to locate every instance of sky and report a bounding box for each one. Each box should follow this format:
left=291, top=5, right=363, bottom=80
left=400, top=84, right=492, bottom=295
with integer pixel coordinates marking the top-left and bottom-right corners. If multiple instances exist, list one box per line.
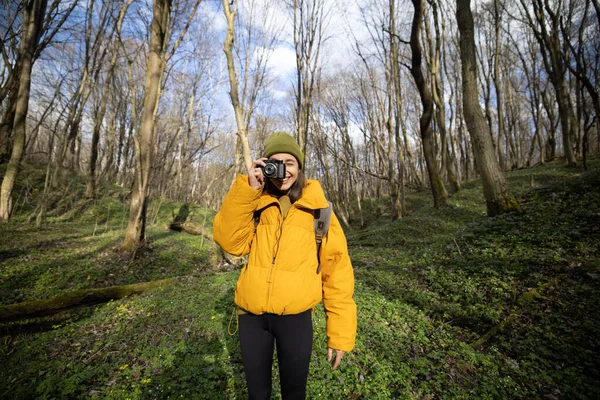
left=187, top=0, right=388, bottom=143
left=199, top=0, right=372, bottom=100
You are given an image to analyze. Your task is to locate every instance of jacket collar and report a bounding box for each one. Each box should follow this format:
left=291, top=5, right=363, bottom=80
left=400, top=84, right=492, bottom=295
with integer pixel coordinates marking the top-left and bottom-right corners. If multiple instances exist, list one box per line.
left=256, top=179, right=329, bottom=211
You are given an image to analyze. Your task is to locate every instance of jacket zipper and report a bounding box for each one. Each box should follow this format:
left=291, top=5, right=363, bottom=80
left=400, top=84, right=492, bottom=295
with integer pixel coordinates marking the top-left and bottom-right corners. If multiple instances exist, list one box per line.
left=266, top=209, right=285, bottom=306
left=267, top=257, right=276, bottom=283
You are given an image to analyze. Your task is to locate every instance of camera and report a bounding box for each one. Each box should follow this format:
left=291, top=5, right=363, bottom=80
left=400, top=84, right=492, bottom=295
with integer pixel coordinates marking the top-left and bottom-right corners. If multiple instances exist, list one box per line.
left=261, top=159, right=286, bottom=180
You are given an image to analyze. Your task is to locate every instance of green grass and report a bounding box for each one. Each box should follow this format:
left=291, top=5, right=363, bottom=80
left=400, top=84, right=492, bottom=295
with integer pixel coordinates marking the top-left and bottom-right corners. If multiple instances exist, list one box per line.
left=1, top=159, right=599, bottom=399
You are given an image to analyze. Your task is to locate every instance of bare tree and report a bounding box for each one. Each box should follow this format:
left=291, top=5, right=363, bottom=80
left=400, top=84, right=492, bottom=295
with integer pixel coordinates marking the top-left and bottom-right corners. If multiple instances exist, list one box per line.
left=456, top=0, right=520, bottom=216
left=291, top=0, right=328, bottom=160
left=0, top=0, right=77, bottom=221
left=222, top=0, right=280, bottom=174
left=408, top=0, right=448, bottom=207
left=52, top=0, right=116, bottom=187
left=424, top=0, right=460, bottom=192
left=505, top=26, right=546, bottom=167
left=0, top=6, right=20, bottom=163
left=122, top=0, right=201, bottom=251
left=222, top=0, right=252, bottom=171
left=388, top=0, right=406, bottom=218
left=0, top=0, right=48, bottom=221
left=0, top=0, right=76, bottom=162
left=123, top=0, right=171, bottom=251
left=517, top=0, right=577, bottom=167
left=85, top=0, right=133, bottom=198
left=560, top=0, right=600, bottom=170
left=122, top=0, right=172, bottom=251
left=492, top=0, right=508, bottom=169
left=315, top=72, right=365, bottom=225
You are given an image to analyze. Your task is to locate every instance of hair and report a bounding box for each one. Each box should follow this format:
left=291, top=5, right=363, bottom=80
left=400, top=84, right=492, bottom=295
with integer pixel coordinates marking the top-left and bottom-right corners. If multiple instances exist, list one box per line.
left=265, top=169, right=306, bottom=204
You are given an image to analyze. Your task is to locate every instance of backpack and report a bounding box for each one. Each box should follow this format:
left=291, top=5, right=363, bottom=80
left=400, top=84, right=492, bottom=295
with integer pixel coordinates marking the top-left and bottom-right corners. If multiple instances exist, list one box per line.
left=253, top=201, right=333, bottom=274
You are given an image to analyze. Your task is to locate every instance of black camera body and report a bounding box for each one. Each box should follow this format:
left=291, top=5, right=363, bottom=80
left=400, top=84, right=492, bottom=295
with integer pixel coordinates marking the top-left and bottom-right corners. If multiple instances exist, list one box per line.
left=261, top=159, right=286, bottom=180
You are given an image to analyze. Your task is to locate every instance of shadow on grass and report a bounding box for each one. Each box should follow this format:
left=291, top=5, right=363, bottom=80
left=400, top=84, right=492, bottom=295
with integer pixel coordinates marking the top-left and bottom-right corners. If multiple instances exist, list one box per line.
left=347, top=204, right=482, bottom=249
left=0, top=276, right=247, bottom=399
left=0, top=230, right=90, bottom=257
left=0, top=308, right=94, bottom=336
left=0, top=225, right=212, bottom=305
left=134, top=281, right=246, bottom=399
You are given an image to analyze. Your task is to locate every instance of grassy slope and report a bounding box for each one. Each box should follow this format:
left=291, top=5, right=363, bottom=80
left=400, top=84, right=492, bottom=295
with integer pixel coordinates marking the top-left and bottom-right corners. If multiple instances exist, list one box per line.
left=0, top=161, right=599, bottom=399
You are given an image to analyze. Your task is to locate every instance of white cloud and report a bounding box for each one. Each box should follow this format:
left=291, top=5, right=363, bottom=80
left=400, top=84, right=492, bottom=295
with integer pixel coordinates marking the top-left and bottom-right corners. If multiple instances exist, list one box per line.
left=263, top=0, right=370, bottom=78
left=267, top=45, right=297, bottom=80
left=199, top=1, right=226, bottom=32
left=273, top=89, right=290, bottom=100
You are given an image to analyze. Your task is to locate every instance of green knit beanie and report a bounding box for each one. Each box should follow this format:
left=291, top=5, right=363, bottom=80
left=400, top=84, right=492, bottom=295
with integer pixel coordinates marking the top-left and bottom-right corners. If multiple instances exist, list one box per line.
left=263, top=132, right=304, bottom=169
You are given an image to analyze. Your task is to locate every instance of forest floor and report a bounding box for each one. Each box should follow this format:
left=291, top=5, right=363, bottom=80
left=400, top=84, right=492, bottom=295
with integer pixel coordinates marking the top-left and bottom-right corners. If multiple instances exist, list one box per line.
left=0, top=159, right=599, bottom=399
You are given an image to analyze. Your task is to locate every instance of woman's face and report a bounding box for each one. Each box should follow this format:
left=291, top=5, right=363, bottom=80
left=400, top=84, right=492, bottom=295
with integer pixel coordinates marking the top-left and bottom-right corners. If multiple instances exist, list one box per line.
left=268, top=152, right=299, bottom=192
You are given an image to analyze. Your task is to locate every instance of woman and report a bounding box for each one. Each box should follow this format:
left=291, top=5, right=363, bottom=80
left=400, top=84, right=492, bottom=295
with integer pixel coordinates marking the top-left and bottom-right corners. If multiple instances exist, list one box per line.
left=213, top=132, right=356, bottom=400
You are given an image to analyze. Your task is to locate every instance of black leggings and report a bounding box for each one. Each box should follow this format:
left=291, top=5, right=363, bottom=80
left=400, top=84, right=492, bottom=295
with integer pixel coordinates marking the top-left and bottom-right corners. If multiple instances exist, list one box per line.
left=238, top=309, right=313, bottom=400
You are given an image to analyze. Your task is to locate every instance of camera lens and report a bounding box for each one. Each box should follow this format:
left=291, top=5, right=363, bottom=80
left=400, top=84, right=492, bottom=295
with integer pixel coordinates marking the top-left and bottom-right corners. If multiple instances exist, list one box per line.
left=264, top=164, right=276, bottom=175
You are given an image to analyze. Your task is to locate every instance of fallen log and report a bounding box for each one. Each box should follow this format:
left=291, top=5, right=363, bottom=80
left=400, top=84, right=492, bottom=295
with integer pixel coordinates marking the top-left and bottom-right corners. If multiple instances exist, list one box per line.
left=0, top=278, right=174, bottom=323
left=169, top=222, right=212, bottom=241
left=471, top=280, right=552, bottom=349
left=169, top=222, right=223, bottom=268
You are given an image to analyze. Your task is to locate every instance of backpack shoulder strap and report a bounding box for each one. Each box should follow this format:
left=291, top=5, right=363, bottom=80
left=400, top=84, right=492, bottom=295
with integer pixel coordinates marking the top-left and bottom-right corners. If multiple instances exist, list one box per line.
left=253, top=203, right=278, bottom=233
left=315, top=201, right=333, bottom=274
left=253, top=209, right=262, bottom=234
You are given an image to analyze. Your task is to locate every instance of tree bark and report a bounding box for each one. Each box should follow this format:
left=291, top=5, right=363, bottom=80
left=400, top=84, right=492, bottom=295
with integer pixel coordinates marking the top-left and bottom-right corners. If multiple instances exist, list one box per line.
left=409, top=0, right=448, bottom=208
left=518, top=0, right=577, bottom=167
left=492, top=0, right=506, bottom=170
left=0, top=0, right=48, bottom=222
left=85, top=0, right=132, bottom=198
left=425, top=0, right=460, bottom=192
left=0, top=59, right=21, bottom=164
left=123, top=0, right=172, bottom=252
left=456, top=0, right=520, bottom=216
left=53, top=0, right=115, bottom=187
left=560, top=2, right=600, bottom=142
left=293, top=0, right=325, bottom=161
left=389, top=0, right=405, bottom=218
left=222, top=0, right=252, bottom=172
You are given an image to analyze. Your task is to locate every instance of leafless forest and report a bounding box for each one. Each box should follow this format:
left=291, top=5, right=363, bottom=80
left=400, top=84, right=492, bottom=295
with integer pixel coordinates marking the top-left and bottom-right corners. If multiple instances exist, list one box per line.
left=1, top=0, right=598, bottom=250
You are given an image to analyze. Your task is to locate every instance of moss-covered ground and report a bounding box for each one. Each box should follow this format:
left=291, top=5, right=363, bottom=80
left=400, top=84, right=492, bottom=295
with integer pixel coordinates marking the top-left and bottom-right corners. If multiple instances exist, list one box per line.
left=0, top=160, right=599, bottom=399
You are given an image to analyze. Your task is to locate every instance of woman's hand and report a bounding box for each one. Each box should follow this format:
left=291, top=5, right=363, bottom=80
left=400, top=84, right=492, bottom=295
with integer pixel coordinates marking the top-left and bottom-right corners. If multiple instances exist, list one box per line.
left=247, top=158, right=268, bottom=190
left=327, top=348, right=345, bottom=370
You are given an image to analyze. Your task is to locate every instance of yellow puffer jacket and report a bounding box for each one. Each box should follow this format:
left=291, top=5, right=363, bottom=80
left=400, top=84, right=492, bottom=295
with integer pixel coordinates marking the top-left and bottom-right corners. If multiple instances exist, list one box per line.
left=213, top=174, right=357, bottom=352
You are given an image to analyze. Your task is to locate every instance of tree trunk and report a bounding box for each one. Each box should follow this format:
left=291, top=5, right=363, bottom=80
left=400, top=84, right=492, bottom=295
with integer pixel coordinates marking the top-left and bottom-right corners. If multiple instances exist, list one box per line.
left=0, top=60, right=21, bottom=164
left=85, top=0, right=132, bottom=198
left=293, top=0, right=324, bottom=162
left=0, top=0, right=48, bottom=222
left=492, top=0, right=506, bottom=170
left=36, top=125, right=55, bottom=227
left=409, top=0, right=448, bottom=208
left=222, top=0, right=252, bottom=172
left=425, top=0, right=460, bottom=192
left=101, top=98, right=118, bottom=182
left=541, top=88, right=558, bottom=160
left=53, top=0, right=115, bottom=187
left=519, top=0, right=577, bottom=167
left=456, top=0, right=520, bottom=217
left=554, top=75, right=577, bottom=167
left=117, top=102, right=134, bottom=187
left=52, top=70, right=91, bottom=188
left=390, top=0, right=406, bottom=217
left=123, top=0, right=172, bottom=252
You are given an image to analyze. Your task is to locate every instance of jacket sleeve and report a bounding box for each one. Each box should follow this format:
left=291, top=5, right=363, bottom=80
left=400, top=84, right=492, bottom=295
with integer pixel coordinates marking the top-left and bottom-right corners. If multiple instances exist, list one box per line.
left=212, top=174, right=263, bottom=256
left=320, top=211, right=357, bottom=352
